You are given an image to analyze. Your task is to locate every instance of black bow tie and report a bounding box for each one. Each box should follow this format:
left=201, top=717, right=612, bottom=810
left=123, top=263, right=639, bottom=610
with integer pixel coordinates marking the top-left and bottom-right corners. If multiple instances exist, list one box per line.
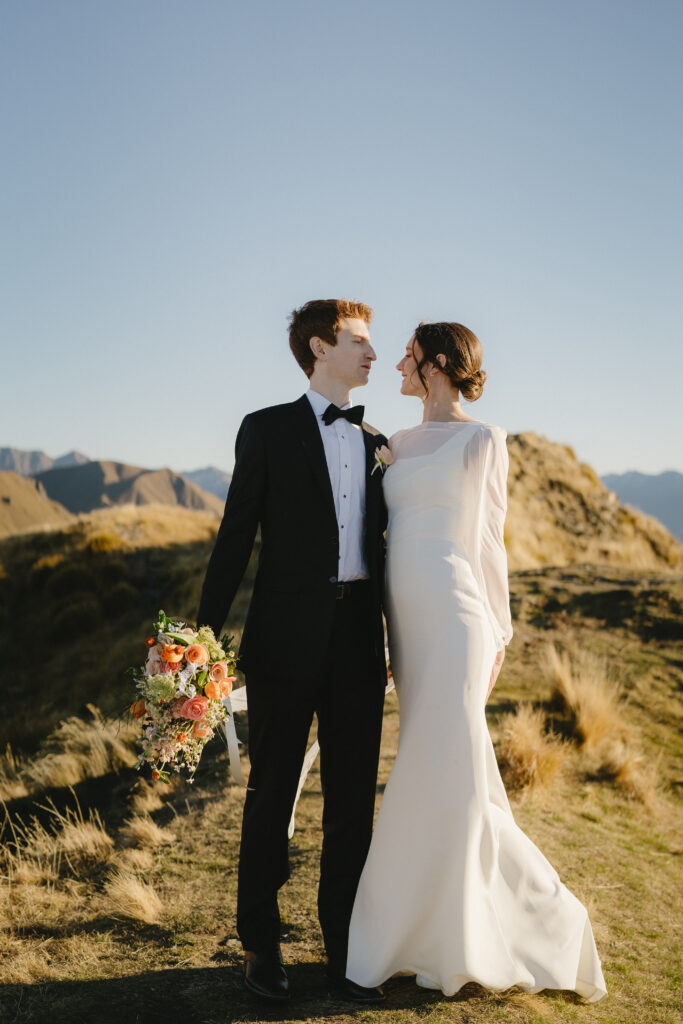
left=322, top=403, right=364, bottom=426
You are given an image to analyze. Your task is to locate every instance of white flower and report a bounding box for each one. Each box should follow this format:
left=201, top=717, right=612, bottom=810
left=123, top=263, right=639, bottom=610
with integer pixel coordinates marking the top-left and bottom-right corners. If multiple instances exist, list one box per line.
left=372, top=444, right=394, bottom=475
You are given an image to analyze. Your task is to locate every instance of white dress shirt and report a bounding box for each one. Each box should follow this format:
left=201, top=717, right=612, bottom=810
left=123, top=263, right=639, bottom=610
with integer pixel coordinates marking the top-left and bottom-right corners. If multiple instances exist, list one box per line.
left=306, top=388, right=368, bottom=581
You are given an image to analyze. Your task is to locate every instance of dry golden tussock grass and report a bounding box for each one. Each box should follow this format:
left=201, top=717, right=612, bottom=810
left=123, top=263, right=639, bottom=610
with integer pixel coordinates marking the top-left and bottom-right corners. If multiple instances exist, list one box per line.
left=583, top=736, right=660, bottom=807
left=23, top=705, right=138, bottom=792
left=542, top=644, right=657, bottom=804
left=80, top=503, right=219, bottom=549
left=0, top=879, right=79, bottom=938
left=2, top=797, right=114, bottom=880
left=0, top=939, right=57, bottom=984
left=543, top=644, right=625, bottom=749
left=497, top=704, right=566, bottom=795
left=130, top=781, right=164, bottom=815
left=0, top=743, right=29, bottom=800
left=101, top=869, right=163, bottom=924
left=120, top=813, right=175, bottom=848
left=114, top=847, right=154, bottom=872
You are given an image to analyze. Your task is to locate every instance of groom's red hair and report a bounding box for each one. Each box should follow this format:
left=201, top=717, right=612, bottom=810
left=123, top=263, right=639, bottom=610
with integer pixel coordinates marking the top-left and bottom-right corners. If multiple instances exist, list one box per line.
left=289, top=298, right=373, bottom=377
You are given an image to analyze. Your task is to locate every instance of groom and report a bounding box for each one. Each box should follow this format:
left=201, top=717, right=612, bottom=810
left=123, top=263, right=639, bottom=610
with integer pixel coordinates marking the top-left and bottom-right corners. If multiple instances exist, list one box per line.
left=197, top=299, right=388, bottom=1003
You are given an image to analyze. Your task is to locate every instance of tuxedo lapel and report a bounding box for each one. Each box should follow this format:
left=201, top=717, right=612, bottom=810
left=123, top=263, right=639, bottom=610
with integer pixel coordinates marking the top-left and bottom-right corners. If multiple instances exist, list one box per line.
left=362, top=425, right=382, bottom=529
left=291, top=395, right=337, bottom=523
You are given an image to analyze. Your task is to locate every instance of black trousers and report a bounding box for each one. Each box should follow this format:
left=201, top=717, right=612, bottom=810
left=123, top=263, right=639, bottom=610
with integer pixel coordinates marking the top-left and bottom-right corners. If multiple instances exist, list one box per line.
left=236, top=584, right=385, bottom=966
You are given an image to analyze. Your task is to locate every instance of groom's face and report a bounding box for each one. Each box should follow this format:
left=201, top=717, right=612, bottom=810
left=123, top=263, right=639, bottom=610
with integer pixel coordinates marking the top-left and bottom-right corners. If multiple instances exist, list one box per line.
left=318, top=317, right=376, bottom=388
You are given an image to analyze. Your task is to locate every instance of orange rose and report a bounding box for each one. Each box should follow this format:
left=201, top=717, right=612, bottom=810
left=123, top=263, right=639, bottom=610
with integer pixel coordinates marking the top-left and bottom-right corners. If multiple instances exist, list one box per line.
left=204, top=679, right=222, bottom=700
left=220, top=676, right=236, bottom=697
left=180, top=695, right=209, bottom=720
left=176, top=731, right=187, bottom=743
left=185, top=644, right=209, bottom=665
left=209, top=661, right=229, bottom=681
left=161, top=644, right=184, bottom=663
left=130, top=699, right=146, bottom=718
left=145, top=637, right=156, bottom=648
left=192, top=721, right=212, bottom=739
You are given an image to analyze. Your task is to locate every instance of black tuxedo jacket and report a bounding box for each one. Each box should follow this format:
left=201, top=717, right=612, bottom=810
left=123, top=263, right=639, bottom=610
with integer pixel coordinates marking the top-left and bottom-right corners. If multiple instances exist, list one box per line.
left=197, top=395, right=388, bottom=686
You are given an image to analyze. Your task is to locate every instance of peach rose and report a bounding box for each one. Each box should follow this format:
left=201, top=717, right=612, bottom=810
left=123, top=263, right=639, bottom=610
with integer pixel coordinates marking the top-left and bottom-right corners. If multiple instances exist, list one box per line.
left=185, top=644, right=209, bottom=666
left=192, top=721, right=212, bottom=739
left=180, top=695, right=209, bottom=721
left=130, top=699, right=146, bottom=719
left=161, top=644, right=184, bottom=663
left=176, top=731, right=187, bottom=743
left=221, top=676, right=236, bottom=697
left=204, top=679, right=222, bottom=700
left=209, top=661, right=229, bottom=681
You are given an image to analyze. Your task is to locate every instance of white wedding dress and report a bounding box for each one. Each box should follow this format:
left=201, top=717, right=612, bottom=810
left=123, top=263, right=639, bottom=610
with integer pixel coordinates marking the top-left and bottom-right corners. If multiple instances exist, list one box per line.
left=346, top=421, right=607, bottom=1002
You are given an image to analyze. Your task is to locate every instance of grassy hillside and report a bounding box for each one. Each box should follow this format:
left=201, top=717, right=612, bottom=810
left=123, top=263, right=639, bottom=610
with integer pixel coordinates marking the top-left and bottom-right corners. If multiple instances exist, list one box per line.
left=0, top=507, right=681, bottom=1023
left=0, top=505, right=249, bottom=753
left=506, top=434, right=682, bottom=570
left=0, top=471, right=74, bottom=539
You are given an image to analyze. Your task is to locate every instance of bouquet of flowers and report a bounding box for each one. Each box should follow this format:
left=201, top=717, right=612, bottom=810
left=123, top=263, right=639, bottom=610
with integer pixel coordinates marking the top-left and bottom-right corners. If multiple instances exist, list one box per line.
left=128, top=610, right=237, bottom=783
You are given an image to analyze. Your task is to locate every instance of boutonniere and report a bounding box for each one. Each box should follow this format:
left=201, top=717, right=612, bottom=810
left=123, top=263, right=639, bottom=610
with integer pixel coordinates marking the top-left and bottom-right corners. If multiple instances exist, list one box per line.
left=371, top=445, right=394, bottom=476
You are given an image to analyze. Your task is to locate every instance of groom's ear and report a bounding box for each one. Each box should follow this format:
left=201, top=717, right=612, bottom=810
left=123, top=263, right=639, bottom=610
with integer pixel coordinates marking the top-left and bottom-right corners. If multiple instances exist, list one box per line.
left=309, top=335, right=327, bottom=361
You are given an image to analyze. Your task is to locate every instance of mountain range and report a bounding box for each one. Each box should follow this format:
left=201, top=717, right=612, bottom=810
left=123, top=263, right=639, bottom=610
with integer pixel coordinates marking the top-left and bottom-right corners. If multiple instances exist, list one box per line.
left=0, top=448, right=231, bottom=503
left=601, top=471, right=683, bottom=540
left=1, top=442, right=680, bottom=571
left=180, top=465, right=232, bottom=501
left=0, top=447, right=89, bottom=475
left=31, top=461, right=224, bottom=516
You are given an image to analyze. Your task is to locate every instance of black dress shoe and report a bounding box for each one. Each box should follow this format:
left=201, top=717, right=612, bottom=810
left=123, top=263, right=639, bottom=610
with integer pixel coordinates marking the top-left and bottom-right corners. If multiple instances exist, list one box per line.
left=244, top=949, right=290, bottom=1002
left=326, top=964, right=385, bottom=1003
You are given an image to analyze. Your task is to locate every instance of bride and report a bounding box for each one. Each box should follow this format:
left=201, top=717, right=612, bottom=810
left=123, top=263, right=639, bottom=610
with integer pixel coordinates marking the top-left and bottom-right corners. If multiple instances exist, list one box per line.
left=346, top=322, right=607, bottom=1002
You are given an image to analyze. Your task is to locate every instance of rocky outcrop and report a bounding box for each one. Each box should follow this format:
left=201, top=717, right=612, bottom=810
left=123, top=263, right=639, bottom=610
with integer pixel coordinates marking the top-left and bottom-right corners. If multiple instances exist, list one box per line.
left=506, top=433, right=682, bottom=570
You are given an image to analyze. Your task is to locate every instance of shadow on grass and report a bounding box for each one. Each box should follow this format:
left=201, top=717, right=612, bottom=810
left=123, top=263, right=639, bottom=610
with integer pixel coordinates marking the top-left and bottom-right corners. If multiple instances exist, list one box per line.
left=0, top=961, right=583, bottom=1024
left=0, top=961, right=450, bottom=1024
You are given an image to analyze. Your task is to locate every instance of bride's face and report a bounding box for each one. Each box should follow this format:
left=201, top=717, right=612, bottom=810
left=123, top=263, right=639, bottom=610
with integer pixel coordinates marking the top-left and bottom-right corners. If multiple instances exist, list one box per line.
left=397, top=336, right=427, bottom=397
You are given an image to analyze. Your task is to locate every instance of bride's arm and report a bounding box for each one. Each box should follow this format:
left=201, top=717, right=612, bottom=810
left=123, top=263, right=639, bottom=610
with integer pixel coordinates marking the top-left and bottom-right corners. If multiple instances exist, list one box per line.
left=469, top=426, right=512, bottom=702
left=480, top=427, right=513, bottom=653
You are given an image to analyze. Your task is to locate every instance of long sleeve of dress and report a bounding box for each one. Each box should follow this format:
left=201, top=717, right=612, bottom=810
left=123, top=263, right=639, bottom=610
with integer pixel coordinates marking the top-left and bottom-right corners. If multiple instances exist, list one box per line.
left=469, top=425, right=513, bottom=651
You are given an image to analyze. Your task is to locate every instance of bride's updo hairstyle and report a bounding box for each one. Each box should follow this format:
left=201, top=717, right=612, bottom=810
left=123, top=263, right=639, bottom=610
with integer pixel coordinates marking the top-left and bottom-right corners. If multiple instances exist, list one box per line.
left=413, top=322, right=487, bottom=401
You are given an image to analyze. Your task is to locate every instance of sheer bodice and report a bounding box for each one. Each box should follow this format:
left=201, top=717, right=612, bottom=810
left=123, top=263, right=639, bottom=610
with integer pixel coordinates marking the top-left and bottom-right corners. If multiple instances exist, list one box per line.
left=385, top=421, right=512, bottom=650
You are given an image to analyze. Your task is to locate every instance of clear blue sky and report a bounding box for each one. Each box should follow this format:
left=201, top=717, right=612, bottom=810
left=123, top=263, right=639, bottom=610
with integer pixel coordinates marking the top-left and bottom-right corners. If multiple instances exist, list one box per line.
left=2, top=0, right=682, bottom=474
